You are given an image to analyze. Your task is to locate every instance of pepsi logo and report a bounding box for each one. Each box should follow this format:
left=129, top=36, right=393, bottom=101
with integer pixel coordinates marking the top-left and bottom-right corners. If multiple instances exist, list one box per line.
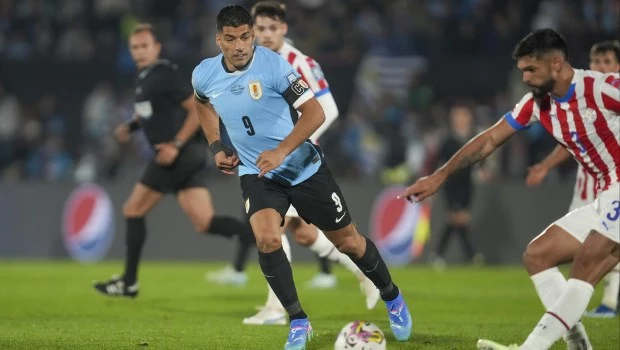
left=62, top=184, right=115, bottom=262
left=370, top=186, right=431, bottom=265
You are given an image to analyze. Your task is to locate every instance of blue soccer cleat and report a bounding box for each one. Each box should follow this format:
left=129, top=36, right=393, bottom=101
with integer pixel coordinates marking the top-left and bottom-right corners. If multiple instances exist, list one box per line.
left=584, top=304, right=618, bottom=318
left=283, top=318, right=313, bottom=350
left=385, top=293, right=412, bottom=341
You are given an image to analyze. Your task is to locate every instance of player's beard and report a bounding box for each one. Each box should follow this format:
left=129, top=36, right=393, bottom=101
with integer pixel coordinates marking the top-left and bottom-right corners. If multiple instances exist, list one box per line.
left=530, top=78, right=555, bottom=98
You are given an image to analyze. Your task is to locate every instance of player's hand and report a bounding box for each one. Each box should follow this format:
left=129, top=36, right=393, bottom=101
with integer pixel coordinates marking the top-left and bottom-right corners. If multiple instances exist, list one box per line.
left=525, top=163, right=549, bottom=187
left=154, top=143, right=180, bottom=166
left=256, top=148, right=287, bottom=177
left=114, top=124, right=131, bottom=143
left=397, top=171, right=447, bottom=203
left=214, top=150, right=239, bottom=175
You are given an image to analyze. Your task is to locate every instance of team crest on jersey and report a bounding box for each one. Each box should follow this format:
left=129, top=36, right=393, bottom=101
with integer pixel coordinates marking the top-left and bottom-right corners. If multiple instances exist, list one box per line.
left=581, top=107, right=597, bottom=123
left=249, top=81, right=262, bottom=100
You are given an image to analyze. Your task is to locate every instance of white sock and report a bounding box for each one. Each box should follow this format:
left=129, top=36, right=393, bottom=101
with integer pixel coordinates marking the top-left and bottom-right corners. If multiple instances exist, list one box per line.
left=281, top=234, right=292, bottom=262
left=521, top=279, right=594, bottom=350
left=263, top=234, right=292, bottom=311
left=601, top=263, right=620, bottom=310
left=308, top=228, right=364, bottom=279
left=531, top=267, right=566, bottom=309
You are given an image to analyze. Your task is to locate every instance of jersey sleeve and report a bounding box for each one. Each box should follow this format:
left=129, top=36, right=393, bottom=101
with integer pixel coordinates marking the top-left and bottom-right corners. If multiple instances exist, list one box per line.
left=272, top=56, right=314, bottom=109
left=191, top=62, right=210, bottom=104
left=503, top=93, right=539, bottom=130
left=166, top=65, right=194, bottom=103
left=296, top=56, right=330, bottom=97
left=596, top=74, right=620, bottom=114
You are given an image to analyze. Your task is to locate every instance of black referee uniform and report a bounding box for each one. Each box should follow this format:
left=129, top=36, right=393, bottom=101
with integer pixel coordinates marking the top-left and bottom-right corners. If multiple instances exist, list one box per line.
left=134, top=59, right=208, bottom=193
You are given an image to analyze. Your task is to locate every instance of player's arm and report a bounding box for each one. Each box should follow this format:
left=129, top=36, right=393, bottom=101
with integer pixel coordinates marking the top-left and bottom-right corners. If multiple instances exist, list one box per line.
left=438, top=118, right=517, bottom=178
left=193, top=93, right=239, bottom=174
left=296, top=58, right=339, bottom=140
left=399, top=118, right=518, bottom=201
left=525, top=144, right=572, bottom=187
left=193, top=93, right=220, bottom=144
left=599, top=74, right=620, bottom=114
left=277, top=97, right=325, bottom=156
left=310, top=92, right=338, bottom=141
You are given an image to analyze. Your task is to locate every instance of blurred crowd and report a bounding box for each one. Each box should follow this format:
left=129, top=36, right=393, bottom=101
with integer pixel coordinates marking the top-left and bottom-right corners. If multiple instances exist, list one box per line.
left=0, top=0, right=617, bottom=182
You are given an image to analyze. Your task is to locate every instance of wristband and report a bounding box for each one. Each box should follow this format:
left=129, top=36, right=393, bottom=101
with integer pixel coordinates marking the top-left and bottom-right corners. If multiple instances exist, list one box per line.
left=127, top=120, right=140, bottom=132
left=209, top=140, right=233, bottom=156
left=173, top=138, right=184, bottom=149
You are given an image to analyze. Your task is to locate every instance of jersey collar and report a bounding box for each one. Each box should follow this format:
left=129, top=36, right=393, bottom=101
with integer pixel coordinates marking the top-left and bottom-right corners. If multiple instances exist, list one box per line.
left=221, top=47, right=256, bottom=75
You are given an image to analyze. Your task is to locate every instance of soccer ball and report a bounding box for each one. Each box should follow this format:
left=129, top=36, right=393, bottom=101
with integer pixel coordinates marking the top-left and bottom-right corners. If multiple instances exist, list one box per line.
left=334, top=321, right=386, bottom=350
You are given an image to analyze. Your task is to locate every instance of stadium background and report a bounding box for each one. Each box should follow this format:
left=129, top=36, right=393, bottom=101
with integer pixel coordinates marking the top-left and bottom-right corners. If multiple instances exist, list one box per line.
left=1, top=1, right=619, bottom=350
left=1, top=0, right=617, bottom=264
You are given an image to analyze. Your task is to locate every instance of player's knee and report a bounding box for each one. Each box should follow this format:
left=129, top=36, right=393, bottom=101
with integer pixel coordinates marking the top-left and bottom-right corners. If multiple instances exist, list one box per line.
left=256, top=233, right=281, bottom=252
left=194, top=212, right=214, bottom=233
left=123, top=201, right=144, bottom=218
left=293, top=226, right=316, bottom=246
left=333, top=229, right=363, bottom=256
left=523, top=241, right=554, bottom=273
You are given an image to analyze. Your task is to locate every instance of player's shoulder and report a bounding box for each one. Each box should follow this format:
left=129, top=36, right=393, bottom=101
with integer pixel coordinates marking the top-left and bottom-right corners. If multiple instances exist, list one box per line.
left=281, top=42, right=316, bottom=66
left=255, top=46, right=284, bottom=64
left=579, top=69, right=620, bottom=90
left=192, top=55, right=223, bottom=88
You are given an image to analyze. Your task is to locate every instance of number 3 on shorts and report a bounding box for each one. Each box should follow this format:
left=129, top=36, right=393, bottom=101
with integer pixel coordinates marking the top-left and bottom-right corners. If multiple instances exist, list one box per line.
left=606, top=200, right=620, bottom=221
left=332, top=192, right=343, bottom=212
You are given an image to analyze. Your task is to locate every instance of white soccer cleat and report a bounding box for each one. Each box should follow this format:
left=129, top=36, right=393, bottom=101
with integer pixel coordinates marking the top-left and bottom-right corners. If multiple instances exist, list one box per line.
left=563, top=323, right=593, bottom=350
left=205, top=266, right=248, bottom=286
left=242, top=307, right=287, bottom=326
left=477, top=339, right=519, bottom=350
left=359, top=276, right=380, bottom=310
left=306, top=272, right=337, bottom=289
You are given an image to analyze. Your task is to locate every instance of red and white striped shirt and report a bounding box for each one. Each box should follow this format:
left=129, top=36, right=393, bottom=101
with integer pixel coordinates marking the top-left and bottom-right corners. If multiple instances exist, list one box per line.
left=506, top=69, right=620, bottom=194
left=279, top=42, right=330, bottom=97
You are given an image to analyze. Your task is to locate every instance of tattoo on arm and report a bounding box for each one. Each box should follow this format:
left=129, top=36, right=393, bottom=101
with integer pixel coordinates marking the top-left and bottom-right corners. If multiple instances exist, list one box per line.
left=457, top=152, right=484, bottom=170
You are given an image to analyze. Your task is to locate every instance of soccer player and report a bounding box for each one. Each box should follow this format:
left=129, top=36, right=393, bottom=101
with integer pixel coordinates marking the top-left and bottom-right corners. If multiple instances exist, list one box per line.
left=93, top=24, right=255, bottom=297
left=525, top=40, right=620, bottom=319
left=207, top=1, right=379, bottom=326
left=192, top=5, right=412, bottom=349
left=398, top=29, right=619, bottom=350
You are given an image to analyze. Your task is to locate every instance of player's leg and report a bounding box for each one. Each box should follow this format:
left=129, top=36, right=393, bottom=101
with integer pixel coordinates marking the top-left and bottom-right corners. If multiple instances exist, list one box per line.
left=287, top=213, right=336, bottom=289
left=480, top=186, right=619, bottom=349
left=290, top=163, right=411, bottom=341
left=291, top=217, right=380, bottom=309
left=93, top=182, right=163, bottom=297
left=522, top=208, right=594, bottom=346
left=243, top=218, right=292, bottom=326
left=207, top=211, right=254, bottom=286
left=242, top=175, right=312, bottom=348
left=585, top=262, right=620, bottom=318
left=519, top=230, right=618, bottom=350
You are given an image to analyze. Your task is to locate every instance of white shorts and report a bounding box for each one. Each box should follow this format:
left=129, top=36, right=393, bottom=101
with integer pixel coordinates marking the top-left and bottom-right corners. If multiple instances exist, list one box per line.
left=285, top=205, right=299, bottom=218
left=554, top=182, right=620, bottom=243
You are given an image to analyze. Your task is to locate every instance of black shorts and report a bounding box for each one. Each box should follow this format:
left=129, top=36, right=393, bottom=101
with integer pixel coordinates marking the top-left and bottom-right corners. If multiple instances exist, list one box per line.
left=444, top=187, right=472, bottom=211
left=140, top=142, right=209, bottom=194
left=240, top=163, right=352, bottom=232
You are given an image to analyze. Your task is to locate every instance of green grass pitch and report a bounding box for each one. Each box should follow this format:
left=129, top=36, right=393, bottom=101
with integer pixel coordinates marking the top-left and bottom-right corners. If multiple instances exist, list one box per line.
left=0, top=261, right=618, bottom=349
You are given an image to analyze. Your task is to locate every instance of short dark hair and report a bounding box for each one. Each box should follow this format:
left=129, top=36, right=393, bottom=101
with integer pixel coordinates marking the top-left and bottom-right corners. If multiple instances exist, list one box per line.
left=251, top=1, right=287, bottom=22
left=512, top=28, right=568, bottom=60
left=131, top=23, right=159, bottom=42
left=590, top=40, right=620, bottom=62
left=216, top=5, right=253, bottom=32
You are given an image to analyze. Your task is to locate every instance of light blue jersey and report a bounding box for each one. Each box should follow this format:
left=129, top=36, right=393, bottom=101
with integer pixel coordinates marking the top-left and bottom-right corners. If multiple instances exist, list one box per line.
left=192, top=46, right=321, bottom=186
